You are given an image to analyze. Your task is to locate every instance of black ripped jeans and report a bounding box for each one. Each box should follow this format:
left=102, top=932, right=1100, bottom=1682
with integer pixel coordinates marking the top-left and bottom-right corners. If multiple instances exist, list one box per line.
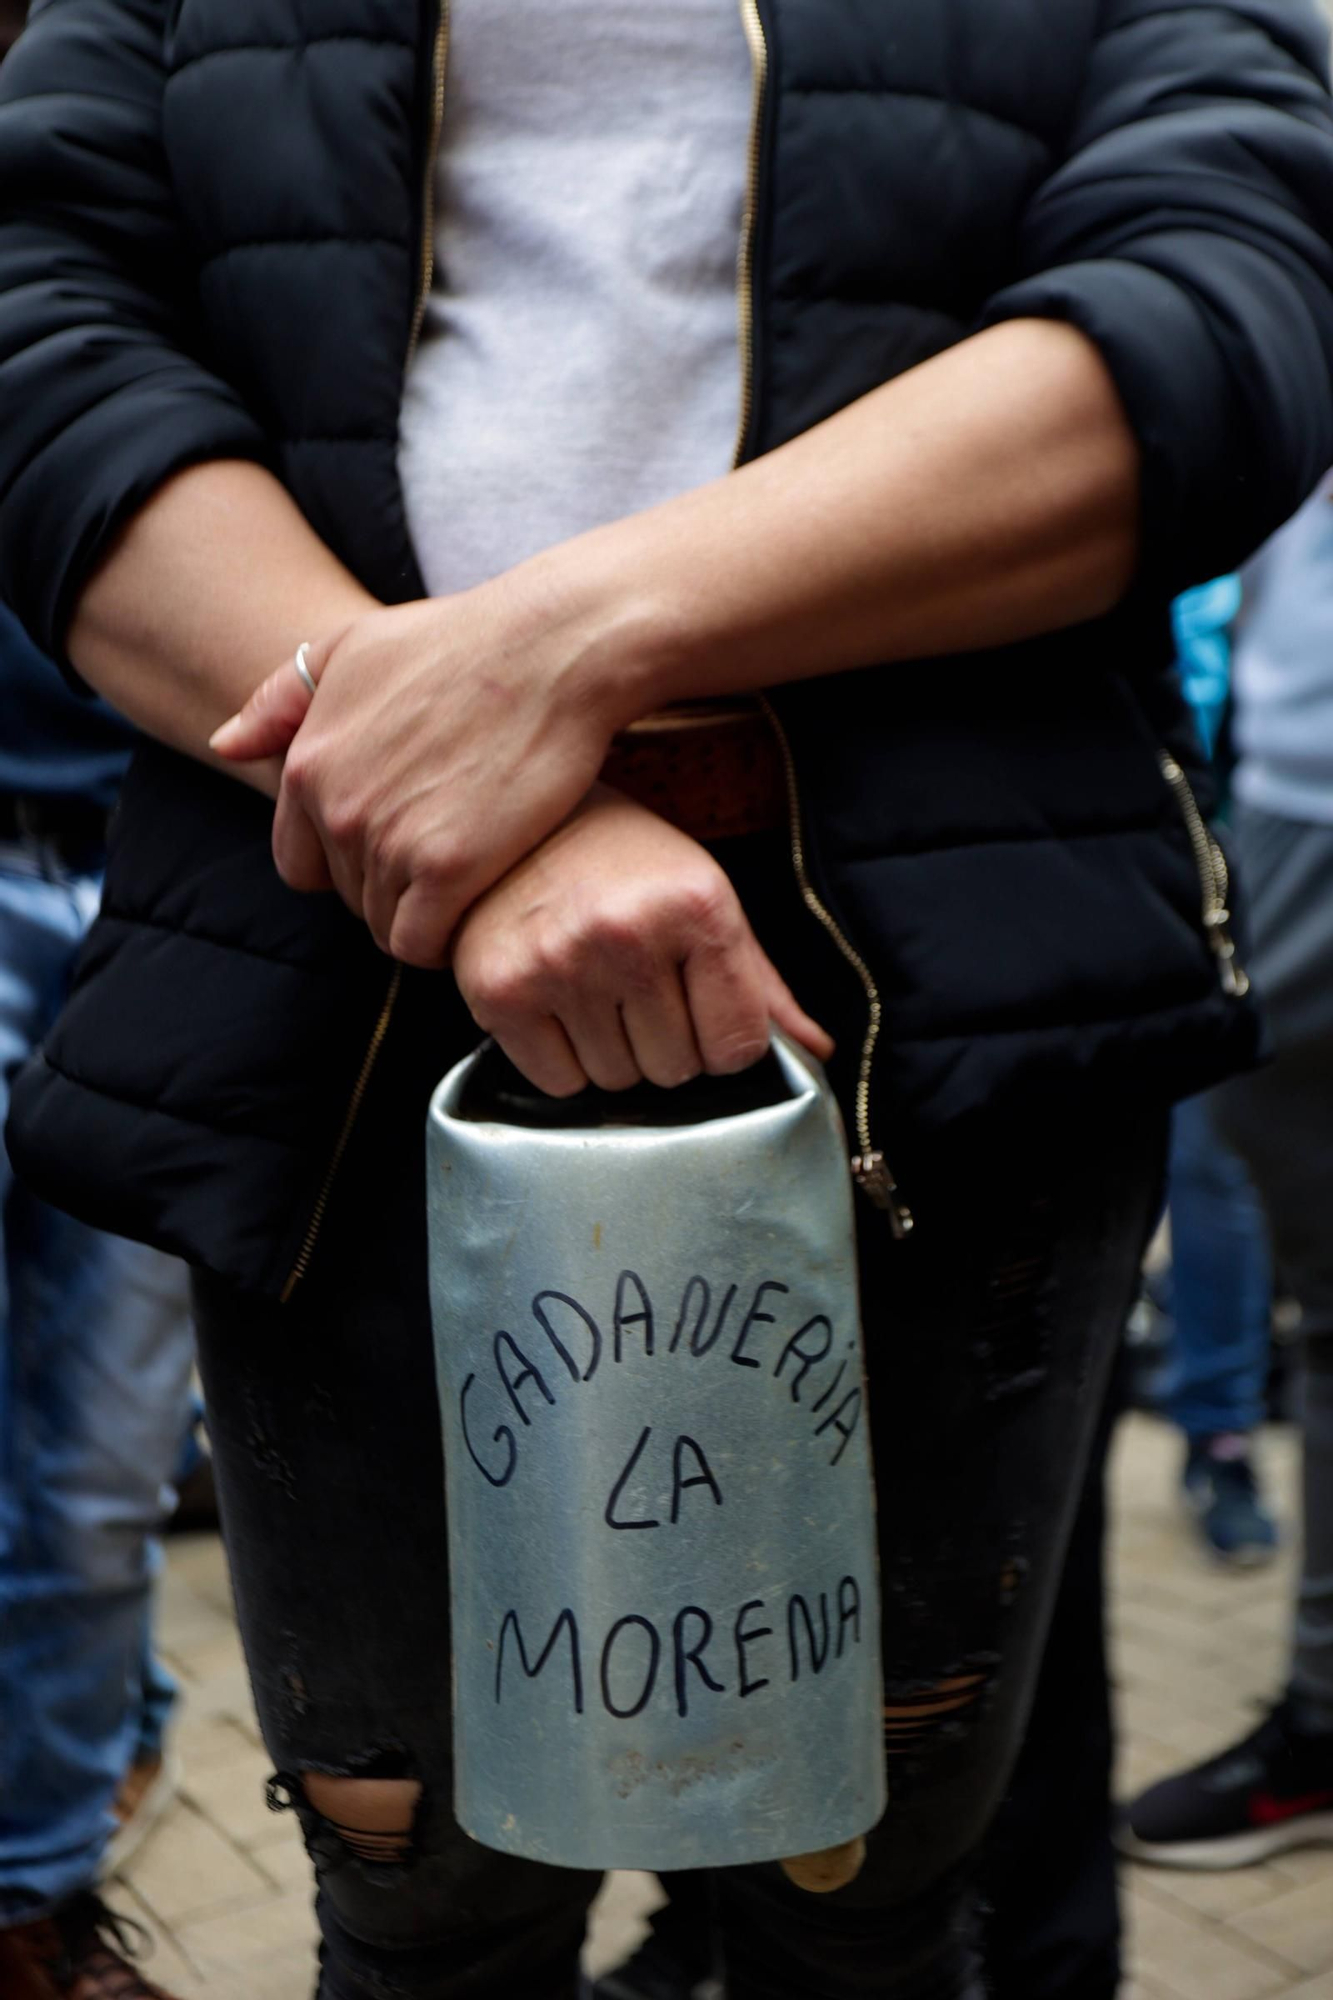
left=191, top=836, right=1163, bottom=2000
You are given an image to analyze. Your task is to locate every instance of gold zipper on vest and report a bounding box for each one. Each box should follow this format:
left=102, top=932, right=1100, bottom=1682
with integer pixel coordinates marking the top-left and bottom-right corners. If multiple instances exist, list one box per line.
left=281, top=966, right=404, bottom=1301
left=733, top=0, right=768, bottom=466
left=408, top=0, right=451, bottom=368
left=283, top=7, right=451, bottom=1300
left=1158, top=751, right=1251, bottom=998
left=737, top=0, right=912, bottom=1238
left=759, top=697, right=914, bottom=1240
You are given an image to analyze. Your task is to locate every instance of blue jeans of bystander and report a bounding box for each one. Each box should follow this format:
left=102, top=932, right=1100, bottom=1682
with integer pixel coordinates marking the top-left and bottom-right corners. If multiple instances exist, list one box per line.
left=0, top=837, right=195, bottom=1922
left=1160, top=1088, right=1272, bottom=1440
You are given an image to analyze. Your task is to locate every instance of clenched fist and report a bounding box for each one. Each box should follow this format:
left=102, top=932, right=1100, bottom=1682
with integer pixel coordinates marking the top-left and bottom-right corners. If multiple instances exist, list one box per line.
left=451, top=786, right=833, bottom=1095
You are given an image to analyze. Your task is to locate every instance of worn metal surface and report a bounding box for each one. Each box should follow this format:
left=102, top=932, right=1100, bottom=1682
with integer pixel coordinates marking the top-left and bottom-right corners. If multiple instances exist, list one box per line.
left=428, top=1036, right=885, bottom=1870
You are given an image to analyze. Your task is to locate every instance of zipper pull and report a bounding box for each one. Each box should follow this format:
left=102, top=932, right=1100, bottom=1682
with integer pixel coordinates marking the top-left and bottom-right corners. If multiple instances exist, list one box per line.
left=1205, top=912, right=1251, bottom=998
left=851, top=1151, right=915, bottom=1239
left=1159, top=754, right=1253, bottom=1004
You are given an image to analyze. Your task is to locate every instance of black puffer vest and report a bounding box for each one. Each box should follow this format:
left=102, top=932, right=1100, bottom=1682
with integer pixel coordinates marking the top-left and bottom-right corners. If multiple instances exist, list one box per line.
left=3, top=0, right=1333, bottom=1295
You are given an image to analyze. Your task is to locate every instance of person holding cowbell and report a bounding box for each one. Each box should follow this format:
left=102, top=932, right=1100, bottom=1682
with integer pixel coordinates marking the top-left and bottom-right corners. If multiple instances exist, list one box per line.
left=2, top=2, right=1332, bottom=1996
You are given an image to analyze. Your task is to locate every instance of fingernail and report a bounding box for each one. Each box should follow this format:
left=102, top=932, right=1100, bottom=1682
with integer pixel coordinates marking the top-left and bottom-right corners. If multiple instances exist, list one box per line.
left=208, top=715, right=243, bottom=752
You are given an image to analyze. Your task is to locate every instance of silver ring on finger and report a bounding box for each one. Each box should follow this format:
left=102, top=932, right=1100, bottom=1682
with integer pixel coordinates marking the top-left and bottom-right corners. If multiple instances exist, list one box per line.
left=293, top=642, right=318, bottom=702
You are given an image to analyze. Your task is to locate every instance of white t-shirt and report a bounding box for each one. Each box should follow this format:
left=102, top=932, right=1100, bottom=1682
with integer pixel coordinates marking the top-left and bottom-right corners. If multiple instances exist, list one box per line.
left=398, top=0, right=752, bottom=598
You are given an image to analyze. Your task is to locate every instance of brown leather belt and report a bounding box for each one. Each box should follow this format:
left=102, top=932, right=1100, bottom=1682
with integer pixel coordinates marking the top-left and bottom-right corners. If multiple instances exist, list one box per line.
left=599, top=700, right=788, bottom=844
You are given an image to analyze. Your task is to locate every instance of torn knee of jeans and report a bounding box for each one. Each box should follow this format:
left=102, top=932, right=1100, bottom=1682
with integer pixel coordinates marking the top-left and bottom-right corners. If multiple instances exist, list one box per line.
left=882, top=1664, right=993, bottom=1757
left=302, top=1773, right=422, bottom=1865
left=269, top=1755, right=422, bottom=1869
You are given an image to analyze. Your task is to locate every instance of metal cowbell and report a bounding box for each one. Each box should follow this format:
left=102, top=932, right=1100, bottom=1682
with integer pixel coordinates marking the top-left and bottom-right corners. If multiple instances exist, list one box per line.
left=428, top=1035, right=885, bottom=1870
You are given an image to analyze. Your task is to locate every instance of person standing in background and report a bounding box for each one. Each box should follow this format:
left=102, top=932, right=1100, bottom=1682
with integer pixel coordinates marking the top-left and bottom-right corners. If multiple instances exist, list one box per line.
left=0, top=593, right=197, bottom=1997
left=1155, top=577, right=1280, bottom=1568
left=1120, top=479, right=1333, bottom=1868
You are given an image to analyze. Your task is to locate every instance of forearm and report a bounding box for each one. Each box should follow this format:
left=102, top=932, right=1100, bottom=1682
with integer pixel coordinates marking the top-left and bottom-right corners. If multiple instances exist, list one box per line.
left=205, top=316, right=1139, bottom=973
left=550, top=319, right=1140, bottom=712
left=68, top=459, right=379, bottom=786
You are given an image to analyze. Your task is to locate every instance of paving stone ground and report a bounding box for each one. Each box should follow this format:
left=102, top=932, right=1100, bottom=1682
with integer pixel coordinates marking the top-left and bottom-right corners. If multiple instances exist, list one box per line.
left=112, top=1414, right=1333, bottom=1999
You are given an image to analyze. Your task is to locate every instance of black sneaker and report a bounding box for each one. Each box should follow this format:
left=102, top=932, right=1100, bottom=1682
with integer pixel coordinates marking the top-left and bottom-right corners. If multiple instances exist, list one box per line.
left=1117, top=1696, right=1333, bottom=1868
left=1182, top=1435, right=1278, bottom=1567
